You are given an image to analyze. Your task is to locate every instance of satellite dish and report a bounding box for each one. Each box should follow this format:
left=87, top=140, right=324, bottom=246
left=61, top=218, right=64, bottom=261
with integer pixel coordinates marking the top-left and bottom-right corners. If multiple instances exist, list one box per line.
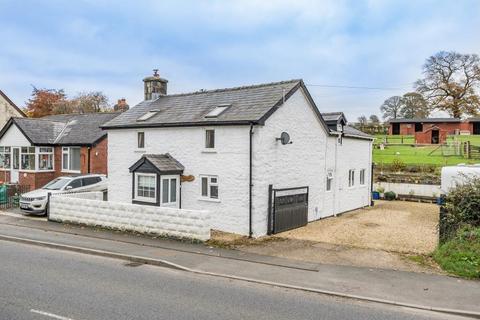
left=276, top=132, right=292, bottom=145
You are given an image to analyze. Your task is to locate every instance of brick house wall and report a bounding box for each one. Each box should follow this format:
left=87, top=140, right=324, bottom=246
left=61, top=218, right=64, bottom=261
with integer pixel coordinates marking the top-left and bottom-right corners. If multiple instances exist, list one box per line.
left=0, top=137, right=109, bottom=190
left=389, top=121, right=477, bottom=144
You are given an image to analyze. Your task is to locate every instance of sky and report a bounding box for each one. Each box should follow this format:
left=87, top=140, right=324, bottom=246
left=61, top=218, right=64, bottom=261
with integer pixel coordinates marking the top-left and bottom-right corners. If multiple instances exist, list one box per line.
left=1, top=0, right=479, bottom=120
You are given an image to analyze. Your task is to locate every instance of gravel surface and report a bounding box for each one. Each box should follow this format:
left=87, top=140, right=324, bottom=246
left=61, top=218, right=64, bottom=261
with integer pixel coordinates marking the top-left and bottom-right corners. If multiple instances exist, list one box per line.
left=277, top=200, right=439, bottom=254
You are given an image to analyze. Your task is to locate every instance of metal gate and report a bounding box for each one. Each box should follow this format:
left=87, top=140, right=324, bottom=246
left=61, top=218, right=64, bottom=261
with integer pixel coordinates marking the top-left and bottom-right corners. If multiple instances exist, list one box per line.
left=268, top=185, right=308, bottom=234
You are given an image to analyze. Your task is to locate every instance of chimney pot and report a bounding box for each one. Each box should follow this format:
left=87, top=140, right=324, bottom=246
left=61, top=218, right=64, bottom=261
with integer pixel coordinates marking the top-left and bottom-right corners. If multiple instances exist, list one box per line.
left=143, top=69, right=168, bottom=100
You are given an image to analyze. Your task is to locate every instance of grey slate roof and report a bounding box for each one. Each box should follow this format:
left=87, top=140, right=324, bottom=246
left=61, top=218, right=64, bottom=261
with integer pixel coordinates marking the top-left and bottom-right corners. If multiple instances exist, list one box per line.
left=2, top=113, right=120, bottom=145
left=102, top=80, right=302, bottom=128
left=342, top=126, right=373, bottom=139
left=388, top=118, right=462, bottom=123
left=144, top=154, right=184, bottom=172
left=321, top=112, right=344, bottom=122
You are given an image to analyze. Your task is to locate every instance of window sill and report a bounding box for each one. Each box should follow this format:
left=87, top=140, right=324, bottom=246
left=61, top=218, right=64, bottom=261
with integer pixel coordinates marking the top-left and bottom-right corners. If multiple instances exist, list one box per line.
left=202, top=149, right=217, bottom=154
left=198, top=197, right=221, bottom=203
left=62, top=170, right=81, bottom=174
left=134, top=149, right=146, bottom=154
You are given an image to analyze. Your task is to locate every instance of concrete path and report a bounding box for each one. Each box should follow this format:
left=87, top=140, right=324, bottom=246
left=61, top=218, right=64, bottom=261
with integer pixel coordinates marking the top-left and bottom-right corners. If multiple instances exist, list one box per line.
left=0, top=213, right=478, bottom=318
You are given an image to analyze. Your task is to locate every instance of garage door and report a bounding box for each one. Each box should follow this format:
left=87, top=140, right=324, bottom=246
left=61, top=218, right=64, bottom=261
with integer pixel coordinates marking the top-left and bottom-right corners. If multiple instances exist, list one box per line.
left=268, top=186, right=309, bottom=234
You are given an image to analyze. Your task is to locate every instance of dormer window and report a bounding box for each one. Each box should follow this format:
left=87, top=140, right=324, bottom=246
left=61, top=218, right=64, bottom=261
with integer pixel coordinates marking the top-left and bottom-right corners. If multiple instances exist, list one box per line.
left=205, top=104, right=231, bottom=118
left=137, top=109, right=160, bottom=122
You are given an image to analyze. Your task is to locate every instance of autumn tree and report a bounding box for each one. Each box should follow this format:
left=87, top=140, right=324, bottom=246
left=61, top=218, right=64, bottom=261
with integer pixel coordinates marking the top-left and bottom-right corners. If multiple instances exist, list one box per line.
left=380, top=96, right=403, bottom=120
left=415, top=51, right=480, bottom=118
left=25, top=88, right=67, bottom=118
left=400, top=92, right=429, bottom=118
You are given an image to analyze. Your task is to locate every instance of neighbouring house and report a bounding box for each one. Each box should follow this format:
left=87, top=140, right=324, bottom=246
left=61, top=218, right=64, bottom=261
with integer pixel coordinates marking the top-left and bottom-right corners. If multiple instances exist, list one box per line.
left=102, top=72, right=373, bottom=237
left=388, top=118, right=480, bottom=144
left=0, top=90, right=26, bottom=127
left=0, top=112, right=119, bottom=190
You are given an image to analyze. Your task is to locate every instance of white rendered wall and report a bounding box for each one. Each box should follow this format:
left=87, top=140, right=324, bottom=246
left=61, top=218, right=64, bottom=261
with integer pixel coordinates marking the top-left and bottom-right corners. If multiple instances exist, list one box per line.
left=107, top=125, right=251, bottom=235
left=49, top=194, right=211, bottom=240
left=374, top=182, right=441, bottom=198
left=0, top=123, right=31, bottom=147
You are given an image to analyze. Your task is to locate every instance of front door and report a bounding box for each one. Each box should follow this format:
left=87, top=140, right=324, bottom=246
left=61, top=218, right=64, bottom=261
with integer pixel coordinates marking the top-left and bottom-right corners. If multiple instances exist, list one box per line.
left=11, top=147, right=20, bottom=183
left=160, top=175, right=180, bottom=208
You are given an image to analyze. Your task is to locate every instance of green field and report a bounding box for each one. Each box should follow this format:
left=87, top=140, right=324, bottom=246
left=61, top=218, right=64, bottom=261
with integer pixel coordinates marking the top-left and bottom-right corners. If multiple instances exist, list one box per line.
left=373, top=134, right=480, bottom=166
left=373, top=145, right=479, bottom=166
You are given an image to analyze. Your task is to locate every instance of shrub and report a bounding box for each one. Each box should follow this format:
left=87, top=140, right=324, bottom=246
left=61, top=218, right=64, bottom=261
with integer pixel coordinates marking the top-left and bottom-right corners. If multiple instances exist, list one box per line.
left=445, top=177, right=480, bottom=228
left=376, top=186, right=385, bottom=194
left=384, top=191, right=396, bottom=201
left=434, top=226, right=480, bottom=278
left=391, top=158, right=406, bottom=172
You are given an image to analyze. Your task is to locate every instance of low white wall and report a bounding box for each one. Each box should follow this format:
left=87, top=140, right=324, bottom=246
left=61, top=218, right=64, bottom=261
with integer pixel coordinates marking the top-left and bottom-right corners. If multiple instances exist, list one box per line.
left=374, top=182, right=441, bottom=198
left=54, top=191, right=104, bottom=201
left=49, top=195, right=211, bottom=241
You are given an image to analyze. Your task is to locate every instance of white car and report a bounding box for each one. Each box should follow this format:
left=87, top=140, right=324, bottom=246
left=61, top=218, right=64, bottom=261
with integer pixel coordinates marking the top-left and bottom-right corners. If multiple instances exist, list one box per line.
left=19, top=174, right=108, bottom=215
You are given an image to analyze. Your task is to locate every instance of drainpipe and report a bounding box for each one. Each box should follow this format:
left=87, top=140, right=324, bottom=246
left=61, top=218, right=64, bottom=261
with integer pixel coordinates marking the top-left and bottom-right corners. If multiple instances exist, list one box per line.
left=87, top=147, right=91, bottom=173
left=249, top=123, right=254, bottom=238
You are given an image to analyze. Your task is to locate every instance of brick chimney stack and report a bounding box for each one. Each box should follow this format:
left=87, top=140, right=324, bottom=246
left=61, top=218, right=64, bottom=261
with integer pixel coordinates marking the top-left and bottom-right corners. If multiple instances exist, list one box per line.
left=113, top=98, right=129, bottom=112
left=143, top=69, right=168, bottom=100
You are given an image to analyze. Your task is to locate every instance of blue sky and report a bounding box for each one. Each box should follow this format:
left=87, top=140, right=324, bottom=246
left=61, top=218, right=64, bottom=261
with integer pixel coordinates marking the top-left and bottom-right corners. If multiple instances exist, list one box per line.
left=1, top=0, right=479, bottom=120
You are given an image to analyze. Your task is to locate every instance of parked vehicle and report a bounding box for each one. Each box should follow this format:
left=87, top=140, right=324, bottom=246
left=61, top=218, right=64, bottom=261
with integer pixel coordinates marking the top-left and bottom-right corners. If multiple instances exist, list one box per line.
left=19, top=174, right=107, bottom=215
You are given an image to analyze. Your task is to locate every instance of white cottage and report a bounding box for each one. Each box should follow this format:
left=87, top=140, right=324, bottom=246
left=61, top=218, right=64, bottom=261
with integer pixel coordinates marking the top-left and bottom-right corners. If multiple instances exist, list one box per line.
left=102, top=72, right=373, bottom=237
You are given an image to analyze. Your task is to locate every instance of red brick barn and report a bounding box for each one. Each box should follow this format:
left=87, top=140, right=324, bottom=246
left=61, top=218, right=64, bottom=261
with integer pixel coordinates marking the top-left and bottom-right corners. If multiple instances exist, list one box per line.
left=388, top=118, right=480, bottom=144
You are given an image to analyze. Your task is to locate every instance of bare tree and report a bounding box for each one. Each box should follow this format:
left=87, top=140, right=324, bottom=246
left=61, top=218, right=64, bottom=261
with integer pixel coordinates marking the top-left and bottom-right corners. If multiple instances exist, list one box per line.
left=400, top=92, right=429, bottom=119
left=380, top=96, right=403, bottom=119
left=369, top=114, right=380, bottom=124
left=415, top=51, right=480, bottom=118
left=70, top=91, right=110, bottom=113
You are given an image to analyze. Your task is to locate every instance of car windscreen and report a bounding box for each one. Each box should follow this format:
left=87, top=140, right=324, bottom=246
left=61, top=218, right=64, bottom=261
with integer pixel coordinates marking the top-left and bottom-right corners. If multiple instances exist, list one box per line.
left=43, top=178, right=71, bottom=190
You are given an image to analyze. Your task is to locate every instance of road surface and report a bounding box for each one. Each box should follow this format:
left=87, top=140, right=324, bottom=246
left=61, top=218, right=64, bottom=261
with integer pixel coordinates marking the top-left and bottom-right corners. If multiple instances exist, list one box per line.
left=0, top=240, right=467, bottom=320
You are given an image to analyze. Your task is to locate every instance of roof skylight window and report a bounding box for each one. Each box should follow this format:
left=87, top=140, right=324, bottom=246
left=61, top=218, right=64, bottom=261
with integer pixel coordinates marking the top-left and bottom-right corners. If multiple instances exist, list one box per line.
left=204, top=104, right=231, bottom=118
left=137, top=109, right=160, bottom=121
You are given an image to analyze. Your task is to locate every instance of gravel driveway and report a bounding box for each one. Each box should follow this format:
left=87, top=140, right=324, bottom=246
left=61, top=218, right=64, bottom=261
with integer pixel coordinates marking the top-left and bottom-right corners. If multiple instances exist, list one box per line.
left=277, top=200, right=439, bottom=254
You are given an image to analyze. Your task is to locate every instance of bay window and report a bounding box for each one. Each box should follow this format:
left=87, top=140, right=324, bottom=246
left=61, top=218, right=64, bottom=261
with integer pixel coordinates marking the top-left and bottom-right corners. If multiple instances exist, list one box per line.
left=21, top=147, right=35, bottom=170
left=135, top=173, right=157, bottom=203
left=62, top=147, right=81, bottom=172
left=38, top=147, right=54, bottom=170
left=0, top=147, right=11, bottom=169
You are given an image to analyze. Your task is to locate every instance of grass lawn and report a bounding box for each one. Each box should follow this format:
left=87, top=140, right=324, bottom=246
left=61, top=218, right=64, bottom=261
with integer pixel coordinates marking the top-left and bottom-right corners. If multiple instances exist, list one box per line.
left=446, top=135, right=480, bottom=145
left=434, top=227, right=480, bottom=279
left=373, top=145, right=478, bottom=166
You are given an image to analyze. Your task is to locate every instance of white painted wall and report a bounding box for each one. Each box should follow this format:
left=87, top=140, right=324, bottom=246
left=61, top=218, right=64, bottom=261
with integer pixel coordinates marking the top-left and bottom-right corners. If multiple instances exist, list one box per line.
left=49, top=194, right=211, bottom=240
left=0, top=123, right=31, bottom=147
left=0, top=94, right=24, bottom=129
left=251, top=88, right=372, bottom=235
left=374, top=182, right=441, bottom=198
left=107, top=125, right=251, bottom=235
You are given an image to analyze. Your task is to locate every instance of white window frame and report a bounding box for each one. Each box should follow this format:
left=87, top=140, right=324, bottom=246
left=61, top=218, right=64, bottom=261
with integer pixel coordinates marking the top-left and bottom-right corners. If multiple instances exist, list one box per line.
left=134, top=172, right=157, bottom=203
left=199, top=175, right=219, bottom=201
left=0, top=146, right=11, bottom=169
left=360, top=169, right=366, bottom=185
left=160, top=175, right=179, bottom=206
left=20, top=146, right=36, bottom=171
left=137, top=131, right=145, bottom=149
left=326, top=171, right=333, bottom=192
left=348, top=169, right=355, bottom=188
left=204, top=129, right=215, bottom=150
left=62, top=147, right=81, bottom=173
left=37, top=147, right=54, bottom=171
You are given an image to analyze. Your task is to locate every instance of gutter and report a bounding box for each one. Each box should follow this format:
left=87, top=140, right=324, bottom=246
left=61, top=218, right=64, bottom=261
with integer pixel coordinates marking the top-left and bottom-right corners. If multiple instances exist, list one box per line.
left=249, top=123, right=254, bottom=238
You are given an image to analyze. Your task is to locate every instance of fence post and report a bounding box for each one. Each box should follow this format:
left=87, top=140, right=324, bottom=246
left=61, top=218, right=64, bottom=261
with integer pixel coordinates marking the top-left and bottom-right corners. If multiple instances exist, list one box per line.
left=267, top=184, right=273, bottom=235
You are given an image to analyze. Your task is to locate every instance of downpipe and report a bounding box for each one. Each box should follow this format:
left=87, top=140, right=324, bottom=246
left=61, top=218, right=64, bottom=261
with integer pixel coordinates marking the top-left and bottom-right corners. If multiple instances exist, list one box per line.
left=249, top=123, right=254, bottom=238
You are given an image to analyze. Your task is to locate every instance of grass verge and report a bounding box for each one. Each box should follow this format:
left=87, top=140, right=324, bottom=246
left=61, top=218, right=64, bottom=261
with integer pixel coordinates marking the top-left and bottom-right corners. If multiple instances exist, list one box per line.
left=433, top=226, right=480, bottom=279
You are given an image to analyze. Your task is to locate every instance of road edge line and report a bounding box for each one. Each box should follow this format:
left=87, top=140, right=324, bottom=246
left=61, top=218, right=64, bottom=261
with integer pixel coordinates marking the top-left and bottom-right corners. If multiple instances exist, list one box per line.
left=1, top=234, right=478, bottom=319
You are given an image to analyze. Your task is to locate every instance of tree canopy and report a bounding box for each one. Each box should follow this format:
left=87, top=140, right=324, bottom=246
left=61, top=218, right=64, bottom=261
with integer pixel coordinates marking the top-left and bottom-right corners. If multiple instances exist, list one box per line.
left=400, top=92, right=429, bottom=119
left=380, top=96, right=403, bottom=120
left=415, top=51, right=480, bottom=118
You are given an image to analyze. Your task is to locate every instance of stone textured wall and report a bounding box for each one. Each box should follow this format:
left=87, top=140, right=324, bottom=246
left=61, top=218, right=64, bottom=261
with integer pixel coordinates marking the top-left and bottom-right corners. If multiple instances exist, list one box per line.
left=49, top=193, right=211, bottom=240
left=0, top=93, right=24, bottom=129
